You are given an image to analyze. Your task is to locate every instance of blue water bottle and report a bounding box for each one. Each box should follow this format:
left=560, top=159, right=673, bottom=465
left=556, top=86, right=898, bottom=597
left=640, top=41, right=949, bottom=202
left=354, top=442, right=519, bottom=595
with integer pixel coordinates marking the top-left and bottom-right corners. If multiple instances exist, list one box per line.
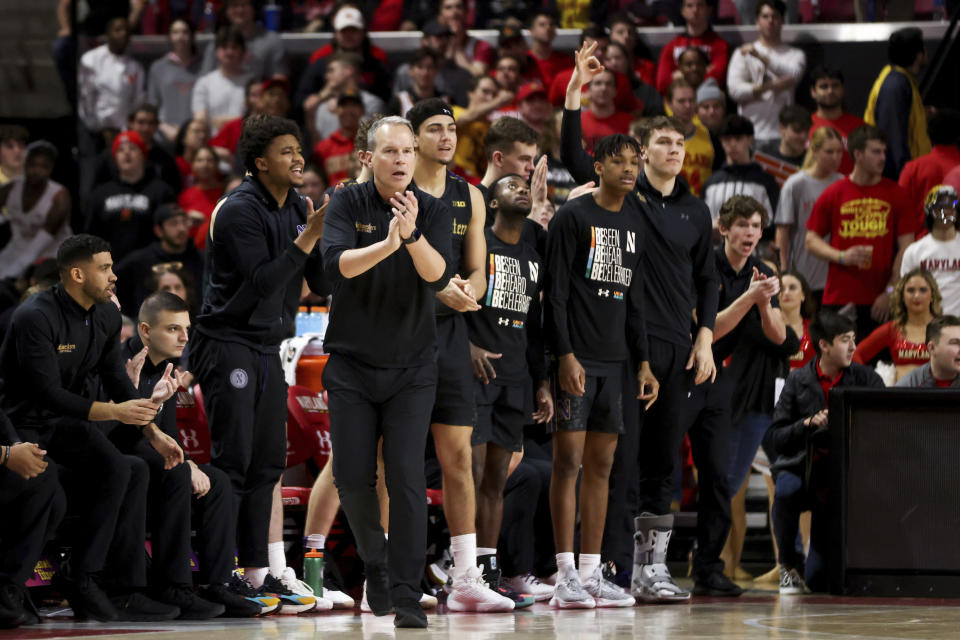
left=264, top=2, right=281, bottom=31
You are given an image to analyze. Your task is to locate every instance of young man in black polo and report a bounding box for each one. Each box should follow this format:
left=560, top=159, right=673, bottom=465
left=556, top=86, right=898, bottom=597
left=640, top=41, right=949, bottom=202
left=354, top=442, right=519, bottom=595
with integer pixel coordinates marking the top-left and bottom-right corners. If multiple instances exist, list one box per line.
left=769, top=311, right=883, bottom=594
left=561, top=43, right=719, bottom=602
left=190, top=113, right=327, bottom=610
left=545, top=133, right=658, bottom=608
left=467, top=173, right=553, bottom=604
left=0, top=234, right=183, bottom=621
left=118, top=291, right=266, bottom=616
left=321, top=115, right=451, bottom=628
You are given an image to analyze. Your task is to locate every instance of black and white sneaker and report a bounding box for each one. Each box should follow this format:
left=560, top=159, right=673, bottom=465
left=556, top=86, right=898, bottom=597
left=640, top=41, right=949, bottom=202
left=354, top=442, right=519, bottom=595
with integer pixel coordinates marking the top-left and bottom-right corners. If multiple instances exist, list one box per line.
left=779, top=567, right=811, bottom=595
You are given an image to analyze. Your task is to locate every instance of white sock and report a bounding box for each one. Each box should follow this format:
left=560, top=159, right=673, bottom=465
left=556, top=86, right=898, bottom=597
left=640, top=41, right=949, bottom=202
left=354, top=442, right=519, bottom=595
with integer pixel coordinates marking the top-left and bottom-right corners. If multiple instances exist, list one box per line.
left=450, top=533, right=477, bottom=574
left=477, top=547, right=497, bottom=557
left=245, top=567, right=269, bottom=588
left=578, top=553, right=601, bottom=582
left=268, top=541, right=286, bottom=578
left=305, top=534, right=326, bottom=550
left=556, top=552, right=576, bottom=576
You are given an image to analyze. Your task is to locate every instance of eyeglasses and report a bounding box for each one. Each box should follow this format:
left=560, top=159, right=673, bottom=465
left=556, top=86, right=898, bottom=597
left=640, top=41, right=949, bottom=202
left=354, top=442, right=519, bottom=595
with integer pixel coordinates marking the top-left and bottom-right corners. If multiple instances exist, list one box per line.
left=151, top=261, right=184, bottom=273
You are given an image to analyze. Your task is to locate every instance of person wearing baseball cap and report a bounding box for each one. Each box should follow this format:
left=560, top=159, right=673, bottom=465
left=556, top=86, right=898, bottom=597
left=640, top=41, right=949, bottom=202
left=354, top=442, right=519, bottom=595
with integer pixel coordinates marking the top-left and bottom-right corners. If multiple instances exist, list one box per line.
left=390, top=19, right=473, bottom=108
left=86, top=129, right=176, bottom=261
left=516, top=81, right=552, bottom=134
left=197, top=0, right=288, bottom=80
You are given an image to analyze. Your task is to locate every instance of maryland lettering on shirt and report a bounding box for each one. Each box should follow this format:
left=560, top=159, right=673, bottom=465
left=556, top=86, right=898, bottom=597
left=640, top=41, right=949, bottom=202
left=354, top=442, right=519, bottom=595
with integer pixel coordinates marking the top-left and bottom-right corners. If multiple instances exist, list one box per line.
left=485, top=253, right=533, bottom=315
left=920, top=257, right=960, bottom=272
left=586, top=226, right=635, bottom=288
left=838, top=198, right=891, bottom=238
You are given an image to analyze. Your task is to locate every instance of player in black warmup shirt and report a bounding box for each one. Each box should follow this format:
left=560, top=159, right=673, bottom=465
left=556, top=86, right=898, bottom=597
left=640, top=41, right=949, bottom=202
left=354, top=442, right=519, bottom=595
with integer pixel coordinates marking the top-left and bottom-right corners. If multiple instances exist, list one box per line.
left=404, top=99, right=519, bottom=611
left=0, top=234, right=183, bottom=622
left=560, top=44, right=720, bottom=602
left=545, top=133, right=658, bottom=609
left=321, top=116, right=451, bottom=629
left=467, top=173, right=554, bottom=597
left=189, top=114, right=329, bottom=608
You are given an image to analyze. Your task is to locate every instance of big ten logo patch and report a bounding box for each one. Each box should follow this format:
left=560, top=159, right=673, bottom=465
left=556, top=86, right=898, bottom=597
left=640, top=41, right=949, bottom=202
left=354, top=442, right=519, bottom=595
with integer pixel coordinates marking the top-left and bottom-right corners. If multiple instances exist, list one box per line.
left=586, top=226, right=634, bottom=287
left=838, top=198, right=891, bottom=239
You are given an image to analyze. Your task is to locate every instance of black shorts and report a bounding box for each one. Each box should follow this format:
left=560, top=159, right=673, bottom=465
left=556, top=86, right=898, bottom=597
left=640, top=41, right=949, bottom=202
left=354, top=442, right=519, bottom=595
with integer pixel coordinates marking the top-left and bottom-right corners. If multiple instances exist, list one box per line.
left=549, top=365, right=624, bottom=435
left=471, top=382, right=530, bottom=452
left=431, top=314, right=476, bottom=426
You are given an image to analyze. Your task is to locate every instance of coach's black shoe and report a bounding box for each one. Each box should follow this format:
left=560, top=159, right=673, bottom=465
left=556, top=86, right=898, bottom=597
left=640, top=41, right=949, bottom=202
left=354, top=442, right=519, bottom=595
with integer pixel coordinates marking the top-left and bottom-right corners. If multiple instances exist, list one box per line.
left=52, top=569, right=118, bottom=622
left=365, top=563, right=392, bottom=616
left=393, top=597, right=427, bottom=629
left=110, top=591, right=181, bottom=621
left=154, top=585, right=225, bottom=620
left=0, top=581, right=26, bottom=629
left=692, top=571, right=744, bottom=597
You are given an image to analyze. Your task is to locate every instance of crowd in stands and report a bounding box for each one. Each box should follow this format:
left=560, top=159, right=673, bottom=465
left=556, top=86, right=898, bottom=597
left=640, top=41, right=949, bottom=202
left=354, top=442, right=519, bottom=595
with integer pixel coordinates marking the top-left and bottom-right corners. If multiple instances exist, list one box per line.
left=2, top=0, right=960, bottom=630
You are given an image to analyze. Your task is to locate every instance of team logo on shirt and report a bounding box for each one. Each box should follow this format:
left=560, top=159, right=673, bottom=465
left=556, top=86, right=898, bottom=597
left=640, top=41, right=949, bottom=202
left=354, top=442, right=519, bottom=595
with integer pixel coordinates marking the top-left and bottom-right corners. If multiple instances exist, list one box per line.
left=230, top=368, right=249, bottom=389
left=57, top=344, right=76, bottom=354
left=484, top=254, right=532, bottom=314
left=838, top=198, right=891, bottom=239
left=585, top=226, right=633, bottom=287
left=559, top=397, right=571, bottom=420
left=451, top=200, right=467, bottom=208
left=452, top=220, right=468, bottom=236
left=613, top=291, right=624, bottom=300
left=297, top=224, right=307, bottom=234
left=356, top=222, right=377, bottom=233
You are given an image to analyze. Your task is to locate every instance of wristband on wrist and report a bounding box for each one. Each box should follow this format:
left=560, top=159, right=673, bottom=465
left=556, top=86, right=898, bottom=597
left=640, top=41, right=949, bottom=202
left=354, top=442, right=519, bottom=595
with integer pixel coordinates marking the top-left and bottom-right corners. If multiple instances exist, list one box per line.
left=838, top=250, right=844, bottom=266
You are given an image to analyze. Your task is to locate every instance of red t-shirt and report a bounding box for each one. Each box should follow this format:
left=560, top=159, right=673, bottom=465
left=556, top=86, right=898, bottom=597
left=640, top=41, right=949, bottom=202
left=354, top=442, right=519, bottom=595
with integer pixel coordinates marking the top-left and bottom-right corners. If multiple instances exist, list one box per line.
left=176, top=156, right=192, bottom=186
left=816, top=360, right=844, bottom=409
left=655, top=30, right=729, bottom=95
left=936, top=378, right=956, bottom=388
left=178, top=185, right=223, bottom=251
left=549, top=68, right=637, bottom=113
left=581, top=110, right=632, bottom=154
left=809, top=112, right=865, bottom=176
left=807, top=176, right=915, bottom=305
left=211, top=117, right=244, bottom=155
left=530, top=49, right=574, bottom=91
left=313, top=130, right=355, bottom=186
left=898, top=145, right=960, bottom=233
left=789, top=319, right=815, bottom=369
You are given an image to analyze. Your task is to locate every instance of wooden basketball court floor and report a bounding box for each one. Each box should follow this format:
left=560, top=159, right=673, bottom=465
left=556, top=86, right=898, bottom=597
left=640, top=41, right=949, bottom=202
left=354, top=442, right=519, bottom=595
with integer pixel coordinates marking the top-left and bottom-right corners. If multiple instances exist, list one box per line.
left=8, top=583, right=960, bottom=640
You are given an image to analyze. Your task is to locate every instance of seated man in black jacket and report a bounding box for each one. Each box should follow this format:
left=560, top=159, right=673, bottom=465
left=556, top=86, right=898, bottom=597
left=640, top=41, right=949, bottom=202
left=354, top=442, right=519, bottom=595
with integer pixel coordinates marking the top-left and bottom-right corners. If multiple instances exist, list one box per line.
left=114, top=292, right=262, bottom=617
left=769, top=311, right=883, bottom=595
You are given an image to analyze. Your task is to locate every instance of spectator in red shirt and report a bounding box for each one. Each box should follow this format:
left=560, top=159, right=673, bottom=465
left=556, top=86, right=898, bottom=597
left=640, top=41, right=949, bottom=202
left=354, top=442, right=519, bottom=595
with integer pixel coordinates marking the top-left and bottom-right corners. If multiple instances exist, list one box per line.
left=299, top=5, right=392, bottom=103
left=607, top=12, right=656, bottom=87
left=174, top=119, right=211, bottom=187
left=604, top=42, right=664, bottom=117
left=313, top=93, right=363, bottom=186
left=178, top=146, right=224, bottom=250
left=656, top=0, right=729, bottom=96
left=548, top=26, right=637, bottom=114
left=527, top=10, right=573, bottom=91
left=898, top=109, right=960, bottom=231
left=516, top=81, right=553, bottom=137
left=497, top=21, right=546, bottom=87
left=805, top=125, right=916, bottom=339
left=677, top=47, right=709, bottom=95
left=209, top=77, right=263, bottom=165
left=438, top=0, right=494, bottom=76
left=488, top=54, right=525, bottom=121
left=808, top=65, right=864, bottom=176
left=581, top=69, right=633, bottom=154
left=781, top=271, right=817, bottom=369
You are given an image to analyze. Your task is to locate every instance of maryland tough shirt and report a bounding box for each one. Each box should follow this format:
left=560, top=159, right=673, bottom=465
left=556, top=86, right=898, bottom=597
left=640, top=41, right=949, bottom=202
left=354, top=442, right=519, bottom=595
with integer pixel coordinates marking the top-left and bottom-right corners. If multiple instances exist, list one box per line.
left=466, top=227, right=545, bottom=385
left=544, top=194, right=647, bottom=372
left=806, top=176, right=914, bottom=305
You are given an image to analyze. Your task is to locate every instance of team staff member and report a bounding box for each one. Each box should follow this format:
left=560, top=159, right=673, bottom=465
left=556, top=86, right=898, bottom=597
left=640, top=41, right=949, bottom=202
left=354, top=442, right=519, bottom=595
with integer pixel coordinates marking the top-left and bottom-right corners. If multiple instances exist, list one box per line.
left=0, top=234, right=183, bottom=622
left=545, top=133, right=657, bottom=609
left=119, top=292, right=267, bottom=617
left=405, top=99, right=516, bottom=611
left=560, top=44, right=719, bottom=602
left=321, top=116, right=452, bottom=629
left=0, top=411, right=65, bottom=629
left=190, top=114, right=329, bottom=603
left=467, top=174, right=553, bottom=602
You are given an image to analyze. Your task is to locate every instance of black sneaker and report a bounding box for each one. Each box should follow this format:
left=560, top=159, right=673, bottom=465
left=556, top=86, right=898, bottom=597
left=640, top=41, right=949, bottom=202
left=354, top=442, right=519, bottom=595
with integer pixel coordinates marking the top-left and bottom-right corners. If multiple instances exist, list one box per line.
left=478, top=554, right=534, bottom=609
left=692, top=571, right=744, bottom=597
left=198, top=583, right=262, bottom=617
left=110, top=592, right=181, bottom=621
left=261, top=573, right=317, bottom=615
left=393, top=597, right=427, bottom=629
left=52, top=569, right=118, bottom=622
left=153, top=585, right=225, bottom=620
left=222, top=574, right=281, bottom=616
left=21, top=587, right=41, bottom=626
left=365, top=563, right=391, bottom=616
left=0, top=581, right=26, bottom=629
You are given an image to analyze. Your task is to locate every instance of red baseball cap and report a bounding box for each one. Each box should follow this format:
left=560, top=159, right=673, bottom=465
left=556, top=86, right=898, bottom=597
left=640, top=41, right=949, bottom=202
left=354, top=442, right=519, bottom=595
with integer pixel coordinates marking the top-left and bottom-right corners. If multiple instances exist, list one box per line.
left=112, top=130, right=146, bottom=159
left=261, top=77, right=291, bottom=94
left=516, top=81, right=548, bottom=103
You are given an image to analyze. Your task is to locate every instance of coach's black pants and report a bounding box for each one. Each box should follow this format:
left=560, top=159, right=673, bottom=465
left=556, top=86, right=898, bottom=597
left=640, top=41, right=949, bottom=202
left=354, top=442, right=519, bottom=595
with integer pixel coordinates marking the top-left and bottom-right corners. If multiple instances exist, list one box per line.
left=190, top=333, right=287, bottom=569
left=21, top=420, right=147, bottom=586
left=499, top=444, right=554, bottom=578
left=0, top=461, right=66, bottom=585
left=111, top=430, right=236, bottom=586
left=323, top=353, right=436, bottom=604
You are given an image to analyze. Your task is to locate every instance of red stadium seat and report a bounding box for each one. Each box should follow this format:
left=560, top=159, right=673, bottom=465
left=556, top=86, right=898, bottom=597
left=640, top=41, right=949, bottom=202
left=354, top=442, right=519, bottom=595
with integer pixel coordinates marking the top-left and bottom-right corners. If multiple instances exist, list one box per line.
left=286, top=385, right=332, bottom=469
left=817, top=0, right=856, bottom=22
left=176, top=384, right=212, bottom=464
left=715, top=0, right=742, bottom=24
left=281, top=485, right=313, bottom=507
